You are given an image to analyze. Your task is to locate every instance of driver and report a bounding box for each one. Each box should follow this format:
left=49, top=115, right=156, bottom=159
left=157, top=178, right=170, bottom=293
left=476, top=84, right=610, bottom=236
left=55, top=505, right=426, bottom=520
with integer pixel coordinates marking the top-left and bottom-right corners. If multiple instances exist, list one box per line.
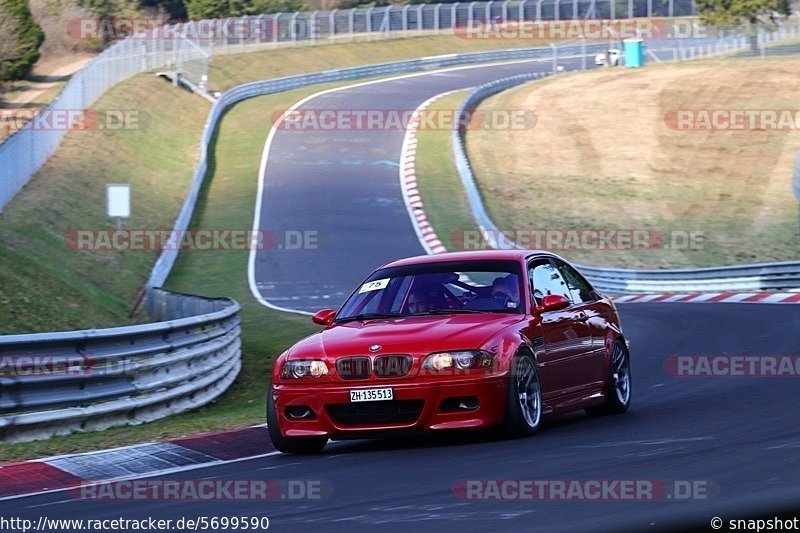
left=407, top=290, right=431, bottom=314
left=491, top=275, right=520, bottom=307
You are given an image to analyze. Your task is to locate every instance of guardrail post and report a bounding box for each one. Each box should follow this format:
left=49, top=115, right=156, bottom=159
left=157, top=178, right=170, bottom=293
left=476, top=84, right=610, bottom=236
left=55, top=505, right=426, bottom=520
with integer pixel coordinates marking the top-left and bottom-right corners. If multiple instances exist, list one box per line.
left=434, top=3, right=441, bottom=31
left=486, top=1, right=493, bottom=24
left=536, top=0, right=543, bottom=20
left=452, top=3, right=459, bottom=29
left=554, top=0, right=560, bottom=20
left=468, top=1, right=476, bottom=26
left=502, top=0, right=509, bottom=22
left=551, top=42, right=558, bottom=72
left=417, top=5, right=424, bottom=33
left=668, top=0, right=674, bottom=17
left=349, top=9, right=356, bottom=38
left=367, top=7, right=373, bottom=33
left=573, top=0, right=578, bottom=19
left=330, top=10, right=337, bottom=37
left=627, top=0, right=633, bottom=19
left=403, top=5, right=410, bottom=31
left=609, top=0, right=614, bottom=19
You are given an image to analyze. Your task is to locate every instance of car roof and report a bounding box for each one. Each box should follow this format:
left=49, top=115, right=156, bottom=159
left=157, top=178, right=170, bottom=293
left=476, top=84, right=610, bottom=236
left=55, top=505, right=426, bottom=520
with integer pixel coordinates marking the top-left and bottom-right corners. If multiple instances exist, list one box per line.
left=380, top=249, right=557, bottom=268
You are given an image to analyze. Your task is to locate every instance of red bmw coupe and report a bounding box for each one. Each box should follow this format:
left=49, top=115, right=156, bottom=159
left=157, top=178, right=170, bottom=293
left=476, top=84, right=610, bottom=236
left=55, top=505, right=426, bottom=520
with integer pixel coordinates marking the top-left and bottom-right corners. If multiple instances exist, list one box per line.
left=267, top=250, right=631, bottom=454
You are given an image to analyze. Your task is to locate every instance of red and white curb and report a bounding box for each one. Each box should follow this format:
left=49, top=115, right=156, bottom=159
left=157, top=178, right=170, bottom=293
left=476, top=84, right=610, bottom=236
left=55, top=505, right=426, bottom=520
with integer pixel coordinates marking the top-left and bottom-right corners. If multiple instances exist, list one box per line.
left=0, top=426, right=275, bottom=501
left=612, top=291, right=800, bottom=304
left=399, top=91, right=457, bottom=255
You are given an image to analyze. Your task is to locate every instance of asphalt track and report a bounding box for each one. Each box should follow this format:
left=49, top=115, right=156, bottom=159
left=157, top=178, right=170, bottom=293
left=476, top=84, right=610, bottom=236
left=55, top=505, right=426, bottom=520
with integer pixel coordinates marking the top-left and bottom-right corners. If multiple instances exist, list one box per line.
left=249, top=57, right=590, bottom=314
left=4, top=303, right=800, bottom=531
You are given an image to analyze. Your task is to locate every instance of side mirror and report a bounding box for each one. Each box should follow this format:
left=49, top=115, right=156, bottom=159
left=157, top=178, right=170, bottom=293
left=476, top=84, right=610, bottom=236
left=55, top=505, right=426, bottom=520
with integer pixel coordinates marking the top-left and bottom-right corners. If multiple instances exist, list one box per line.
left=312, top=309, right=336, bottom=326
left=537, top=294, right=570, bottom=312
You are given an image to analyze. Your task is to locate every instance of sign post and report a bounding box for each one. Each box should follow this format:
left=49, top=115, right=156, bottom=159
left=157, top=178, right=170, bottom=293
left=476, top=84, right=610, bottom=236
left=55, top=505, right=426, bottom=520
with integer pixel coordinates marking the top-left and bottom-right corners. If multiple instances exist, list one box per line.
left=107, top=184, right=131, bottom=230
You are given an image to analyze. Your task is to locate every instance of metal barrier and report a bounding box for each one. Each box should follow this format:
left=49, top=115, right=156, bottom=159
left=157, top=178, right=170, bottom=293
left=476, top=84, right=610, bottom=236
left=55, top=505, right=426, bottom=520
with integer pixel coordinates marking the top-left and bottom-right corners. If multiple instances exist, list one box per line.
left=450, top=34, right=800, bottom=294
left=0, top=289, right=241, bottom=442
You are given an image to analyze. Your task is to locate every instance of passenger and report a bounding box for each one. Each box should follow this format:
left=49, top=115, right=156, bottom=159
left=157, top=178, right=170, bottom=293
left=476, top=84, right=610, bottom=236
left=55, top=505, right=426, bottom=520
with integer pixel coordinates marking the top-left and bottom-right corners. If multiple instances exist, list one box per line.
left=492, top=275, right=520, bottom=307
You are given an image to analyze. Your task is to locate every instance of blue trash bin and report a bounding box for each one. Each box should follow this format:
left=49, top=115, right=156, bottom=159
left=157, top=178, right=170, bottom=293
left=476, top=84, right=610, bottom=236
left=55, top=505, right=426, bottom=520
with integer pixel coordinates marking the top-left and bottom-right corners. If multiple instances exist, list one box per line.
left=624, top=38, right=644, bottom=67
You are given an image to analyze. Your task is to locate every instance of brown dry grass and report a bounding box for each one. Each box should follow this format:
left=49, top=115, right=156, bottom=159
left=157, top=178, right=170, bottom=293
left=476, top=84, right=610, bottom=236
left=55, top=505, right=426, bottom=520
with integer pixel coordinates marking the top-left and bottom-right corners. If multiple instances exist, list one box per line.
left=466, top=58, right=800, bottom=268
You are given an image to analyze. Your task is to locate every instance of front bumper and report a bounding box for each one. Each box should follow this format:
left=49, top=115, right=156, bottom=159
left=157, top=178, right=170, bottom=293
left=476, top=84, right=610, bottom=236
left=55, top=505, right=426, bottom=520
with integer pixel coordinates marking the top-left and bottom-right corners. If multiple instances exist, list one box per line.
left=272, top=375, right=508, bottom=438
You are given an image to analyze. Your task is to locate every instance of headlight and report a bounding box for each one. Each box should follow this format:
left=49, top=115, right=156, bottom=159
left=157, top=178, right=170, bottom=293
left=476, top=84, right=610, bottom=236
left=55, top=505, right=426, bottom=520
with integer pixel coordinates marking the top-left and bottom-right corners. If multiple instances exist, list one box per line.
left=280, top=360, right=329, bottom=379
left=421, top=350, right=494, bottom=372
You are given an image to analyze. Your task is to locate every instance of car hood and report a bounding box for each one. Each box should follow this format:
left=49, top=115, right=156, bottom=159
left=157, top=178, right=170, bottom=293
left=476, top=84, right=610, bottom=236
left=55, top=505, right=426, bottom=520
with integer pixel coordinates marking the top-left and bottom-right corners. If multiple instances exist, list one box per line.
left=288, top=314, right=525, bottom=358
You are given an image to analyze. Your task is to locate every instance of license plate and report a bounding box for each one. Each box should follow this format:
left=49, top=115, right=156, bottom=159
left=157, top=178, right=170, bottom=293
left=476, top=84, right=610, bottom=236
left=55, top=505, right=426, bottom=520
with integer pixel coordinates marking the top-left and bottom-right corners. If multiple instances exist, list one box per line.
left=349, top=388, right=393, bottom=402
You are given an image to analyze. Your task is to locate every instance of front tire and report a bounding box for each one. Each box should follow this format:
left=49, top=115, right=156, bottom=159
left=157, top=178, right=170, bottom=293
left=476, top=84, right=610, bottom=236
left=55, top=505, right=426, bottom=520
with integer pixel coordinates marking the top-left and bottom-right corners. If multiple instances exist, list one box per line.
left=267, top=384, right=327, bottom=454
left=503, top=352, right=543, bottom=437
left=586, top=339, right=632, bottom=416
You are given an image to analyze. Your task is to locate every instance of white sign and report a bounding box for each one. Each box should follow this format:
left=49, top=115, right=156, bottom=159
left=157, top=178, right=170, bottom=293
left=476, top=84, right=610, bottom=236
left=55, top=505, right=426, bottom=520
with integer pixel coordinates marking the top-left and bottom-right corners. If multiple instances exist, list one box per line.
left=107, top=184, right=131, bottom=218
left=358, top=278, right=390, bottom=293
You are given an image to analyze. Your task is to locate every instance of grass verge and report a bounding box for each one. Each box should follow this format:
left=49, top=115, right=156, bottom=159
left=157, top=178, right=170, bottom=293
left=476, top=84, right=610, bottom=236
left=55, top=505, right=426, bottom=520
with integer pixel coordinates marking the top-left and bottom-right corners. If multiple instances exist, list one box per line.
left=416, top=58, right=800, bottom=268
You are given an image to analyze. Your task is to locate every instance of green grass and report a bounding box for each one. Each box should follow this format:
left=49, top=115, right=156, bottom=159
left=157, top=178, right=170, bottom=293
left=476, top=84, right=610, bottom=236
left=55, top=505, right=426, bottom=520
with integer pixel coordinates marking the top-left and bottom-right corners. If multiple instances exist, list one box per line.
left=0, top=75, right=211, bottom=334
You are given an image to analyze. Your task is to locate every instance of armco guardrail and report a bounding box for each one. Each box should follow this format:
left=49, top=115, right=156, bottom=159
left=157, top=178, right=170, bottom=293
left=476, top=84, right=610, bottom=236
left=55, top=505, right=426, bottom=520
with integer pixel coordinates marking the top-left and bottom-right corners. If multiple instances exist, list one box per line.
left=450, top=39, right=800, bottom=294
left=0, top=289, right=241, bottom=443
left=0, top=0, right=696, bottom=213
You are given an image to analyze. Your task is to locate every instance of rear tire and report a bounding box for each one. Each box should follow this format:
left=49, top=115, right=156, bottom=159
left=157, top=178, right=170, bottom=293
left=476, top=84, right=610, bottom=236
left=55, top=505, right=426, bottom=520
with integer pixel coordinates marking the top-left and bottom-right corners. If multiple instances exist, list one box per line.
left=267, top=384, right=327, bottom=454
left=586, top=339, right=632, bottom=417
left=503, top=352, right=543, bottom=437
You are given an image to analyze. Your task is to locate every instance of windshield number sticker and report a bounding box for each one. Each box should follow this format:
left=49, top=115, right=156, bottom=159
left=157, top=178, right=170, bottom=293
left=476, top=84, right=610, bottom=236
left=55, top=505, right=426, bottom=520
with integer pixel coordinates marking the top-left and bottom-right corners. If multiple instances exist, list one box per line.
left=359, top=278, right=390, bottom=293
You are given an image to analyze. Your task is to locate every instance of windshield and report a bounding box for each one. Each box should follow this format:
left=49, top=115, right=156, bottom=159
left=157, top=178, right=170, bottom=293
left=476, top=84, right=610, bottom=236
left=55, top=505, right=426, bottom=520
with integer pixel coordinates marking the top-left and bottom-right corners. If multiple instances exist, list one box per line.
left=336, top=260, right=525, bottom=321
